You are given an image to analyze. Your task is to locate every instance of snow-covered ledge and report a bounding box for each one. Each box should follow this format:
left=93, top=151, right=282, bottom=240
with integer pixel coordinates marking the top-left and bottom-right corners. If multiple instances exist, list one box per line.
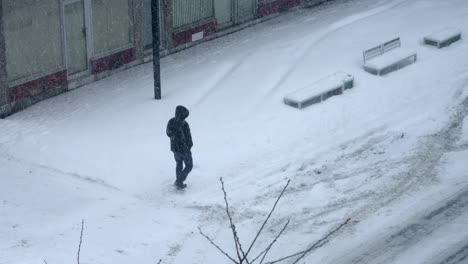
left=284, top=71, right=354, bottom=109
left=424, top=28, right=462, bottom=49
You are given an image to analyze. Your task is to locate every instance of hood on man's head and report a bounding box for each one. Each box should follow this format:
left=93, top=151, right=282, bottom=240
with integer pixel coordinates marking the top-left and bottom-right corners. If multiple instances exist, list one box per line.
left=175, top=105, right=189, bottom=120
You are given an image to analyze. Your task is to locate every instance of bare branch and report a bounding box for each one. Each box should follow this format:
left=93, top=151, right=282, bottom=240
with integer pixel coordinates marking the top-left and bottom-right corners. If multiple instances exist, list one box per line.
left=260, top=220, right=290, bottom=264
left=250, top=219, right=290, bottom=264
left=201, top=179, right=347, bottom=264
left=291, top=218, right=350, bottom=264
left=156, top=259, right=162, bottom=264
left=43, top=260, right=48, bottom=264
left=77, top=219, right=84, bottom=264
left=242, top=180, right=290, bottom=262
left=220, top=178, right=246, bottom=262
left=198, top=227, right=239, bottom=264
left=265, top=218, right=351, bottom=264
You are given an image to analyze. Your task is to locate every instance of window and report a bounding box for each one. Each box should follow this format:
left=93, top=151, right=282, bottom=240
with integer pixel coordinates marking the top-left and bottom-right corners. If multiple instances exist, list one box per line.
left=3, top=0, right=63, bottom=81
left=173, top=0, right=214, bottom=29
left=92, top=0, right=131, bottom=55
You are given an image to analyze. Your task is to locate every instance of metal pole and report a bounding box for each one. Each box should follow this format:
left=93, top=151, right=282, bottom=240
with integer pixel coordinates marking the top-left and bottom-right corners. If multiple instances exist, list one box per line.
left=151, top=0, right=161, bottom=100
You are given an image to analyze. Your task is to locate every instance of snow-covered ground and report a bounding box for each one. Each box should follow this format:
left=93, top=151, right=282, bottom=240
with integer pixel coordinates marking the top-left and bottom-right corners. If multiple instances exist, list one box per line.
left=2, top=0, right=468, bottom=263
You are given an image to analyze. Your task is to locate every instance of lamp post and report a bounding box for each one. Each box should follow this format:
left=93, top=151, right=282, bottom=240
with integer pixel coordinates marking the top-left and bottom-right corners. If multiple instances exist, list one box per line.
left=151, top=0, right=161, bottom=100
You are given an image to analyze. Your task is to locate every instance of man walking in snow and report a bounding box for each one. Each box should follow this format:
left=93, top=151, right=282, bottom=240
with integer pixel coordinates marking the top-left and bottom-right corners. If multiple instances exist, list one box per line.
left=167, top=105, right=193, bottom=189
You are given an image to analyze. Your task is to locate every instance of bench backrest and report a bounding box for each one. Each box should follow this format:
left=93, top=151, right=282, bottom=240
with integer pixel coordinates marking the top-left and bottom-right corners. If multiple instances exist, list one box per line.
left=363, top=37, right=401, bottom=63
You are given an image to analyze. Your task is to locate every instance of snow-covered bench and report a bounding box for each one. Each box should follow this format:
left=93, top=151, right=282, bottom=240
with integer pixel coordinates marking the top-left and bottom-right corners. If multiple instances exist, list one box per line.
left=283, top=71, right=354, bottom=109
left=424, top=28, right=462, bottom=48
left=363, top=38, right=417, bottom=75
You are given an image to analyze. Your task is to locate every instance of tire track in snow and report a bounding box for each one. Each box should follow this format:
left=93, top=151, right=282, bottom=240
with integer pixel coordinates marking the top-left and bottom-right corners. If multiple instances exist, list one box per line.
left=326, top=97, right=468, bottom=263
left=257, top=95, right=468, bottom=262
left=346, top=188, right=468, bottom=264
left=244, top=95, right=468, bottom=263
left=0, top=150, right=120, bottom=191
left=191, top=50, right=257, bottom=108
left=305, top=96, right=467, bottom=223
left=438, top=244, right=468, bottom=264
left=375, top=96, right=468, bottom=206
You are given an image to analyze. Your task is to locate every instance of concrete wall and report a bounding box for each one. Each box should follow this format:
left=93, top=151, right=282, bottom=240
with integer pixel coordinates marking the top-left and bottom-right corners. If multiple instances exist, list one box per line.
left=0, top=0, right=11, bottom=118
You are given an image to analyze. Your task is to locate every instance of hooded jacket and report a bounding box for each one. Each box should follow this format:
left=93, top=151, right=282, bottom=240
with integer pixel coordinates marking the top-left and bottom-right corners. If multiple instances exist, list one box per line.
left=166, top=105, right=193, bottom=153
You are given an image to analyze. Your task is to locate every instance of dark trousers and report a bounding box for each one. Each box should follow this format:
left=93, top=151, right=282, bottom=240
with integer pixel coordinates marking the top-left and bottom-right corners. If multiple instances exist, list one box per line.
left=174, top=151, right=193, bottom=184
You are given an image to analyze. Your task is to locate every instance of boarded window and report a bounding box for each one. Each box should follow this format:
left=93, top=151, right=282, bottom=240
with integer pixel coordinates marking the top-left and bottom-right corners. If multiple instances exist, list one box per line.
left=3, top=0, right=63, bottom=81
left=173, top=0, right=214, bottom=29
left=92, top=0, right=131, bottom=55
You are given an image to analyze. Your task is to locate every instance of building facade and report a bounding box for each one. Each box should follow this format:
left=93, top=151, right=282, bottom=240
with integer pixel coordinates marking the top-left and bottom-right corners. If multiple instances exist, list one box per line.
left=0, top=0, right=327, bottom=117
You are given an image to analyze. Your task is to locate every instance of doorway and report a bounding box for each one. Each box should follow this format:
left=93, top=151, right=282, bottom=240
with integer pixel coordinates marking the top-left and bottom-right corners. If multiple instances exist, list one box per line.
left=63, top=0, right=90, bottom=76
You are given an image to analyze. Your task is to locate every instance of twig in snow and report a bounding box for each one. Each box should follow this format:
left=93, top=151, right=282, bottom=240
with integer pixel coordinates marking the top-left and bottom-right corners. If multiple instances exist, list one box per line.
left=265, top=218, right=351, bottom=264
left=200, top=179, right=291, bottom=264
left=220, top=177, right=246, bottom=262
left=241, top=180, right=290, bottom=263
left=77, top=219, right=84, bottom=264
left=250, top=219, right=290, bottom=264
left=198, top=227, right=239, bottom=264
left=199, top=179, right=349, bottom=264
